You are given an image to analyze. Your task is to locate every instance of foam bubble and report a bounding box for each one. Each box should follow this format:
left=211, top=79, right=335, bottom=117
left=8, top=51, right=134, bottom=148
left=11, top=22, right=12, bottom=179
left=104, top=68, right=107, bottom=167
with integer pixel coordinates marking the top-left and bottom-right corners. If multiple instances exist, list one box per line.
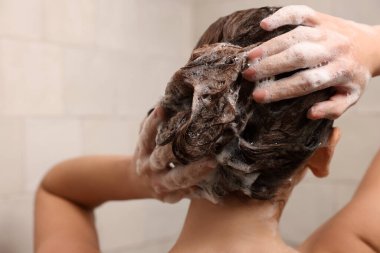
left=266, top=5, right=316, bottom=29
left=303, top=68, right=331, bottom=88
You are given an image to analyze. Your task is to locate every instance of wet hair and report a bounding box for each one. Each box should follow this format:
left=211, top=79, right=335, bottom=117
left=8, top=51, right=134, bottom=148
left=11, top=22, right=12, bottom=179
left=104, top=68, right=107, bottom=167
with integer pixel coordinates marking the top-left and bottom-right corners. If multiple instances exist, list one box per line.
left=156, top=7, right=334, bottom=201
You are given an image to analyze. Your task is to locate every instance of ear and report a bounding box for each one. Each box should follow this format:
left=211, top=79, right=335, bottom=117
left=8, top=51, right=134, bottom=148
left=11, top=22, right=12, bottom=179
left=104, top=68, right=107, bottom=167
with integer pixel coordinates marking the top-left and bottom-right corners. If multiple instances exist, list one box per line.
left=307, top=127, right=341, bottom=178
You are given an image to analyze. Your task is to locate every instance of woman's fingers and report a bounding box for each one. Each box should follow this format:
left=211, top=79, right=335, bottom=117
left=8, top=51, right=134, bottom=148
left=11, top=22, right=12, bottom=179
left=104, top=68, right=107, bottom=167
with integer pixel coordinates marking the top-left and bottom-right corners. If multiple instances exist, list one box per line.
left=153, top=159, right=217, bottom=192
left=244, top=42, right=330, bottom=81
left=161, top=191, right=186, bottom=203
left=137, top=144, right=173, bottom=176
left=246, top=26, right=324, bottom=61
left=308, top=84, right=361, bottom=120
left=135, top=106, right=165, bottom=175
left=260, top=5, right=319, bottom=31
left=156, top=187, right=201, bottom=203
left=149, top=144, right=176, bottom=172
left=138, top=106, right=165, bottom=156
left=251, top=61, right=349, bottom=103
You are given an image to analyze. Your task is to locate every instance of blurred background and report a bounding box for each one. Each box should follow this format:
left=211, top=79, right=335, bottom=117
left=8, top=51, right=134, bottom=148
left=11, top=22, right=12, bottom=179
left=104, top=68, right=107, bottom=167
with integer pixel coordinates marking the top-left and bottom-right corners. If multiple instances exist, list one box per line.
left=0, top=0, right=379, bottom=252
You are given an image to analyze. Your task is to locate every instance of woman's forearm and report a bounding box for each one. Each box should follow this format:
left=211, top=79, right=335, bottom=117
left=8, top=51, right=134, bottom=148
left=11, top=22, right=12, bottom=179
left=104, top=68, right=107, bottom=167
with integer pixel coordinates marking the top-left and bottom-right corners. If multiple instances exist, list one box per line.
left=35, top=187, right=100, bottom=253
left=40, top=155, right=151, bottom=208
left=34, top=155, right=151, bottom=253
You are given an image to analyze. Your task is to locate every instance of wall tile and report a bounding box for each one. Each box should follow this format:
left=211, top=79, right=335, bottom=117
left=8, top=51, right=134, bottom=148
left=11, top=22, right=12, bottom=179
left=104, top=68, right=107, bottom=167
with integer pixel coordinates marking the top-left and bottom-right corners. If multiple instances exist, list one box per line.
left=96, top=0, right=140, bottom=52
left=0, top=39, right=63, bottom=115
left=96, top=199, right=188, bottom=251
left=25, top=118, right=83, bottom=191
left=0, top=118, right=24, bottom=196
left=329, top=112, right=380, bottom=181
left=136, top=0, right=193, bottom=58
left=96, top=0, right=193, bottom=58
left=333, top=182, right=359, bottom=210
left=331, top=0, right=380, bottom=25
left=353, top=77, right=380, bottom=113
left=0, top=194, right=34, bottom=253
left=63, top=48, right=128, bottom=115
left=44, top=0, right=96, bottom=45
left=280, top=180, right=335, bottom=245
left=83, top=118, right=140, bottom=155
left=0, top=0, right=43, bottom=39
left=115, top=55, right=185, bottom=116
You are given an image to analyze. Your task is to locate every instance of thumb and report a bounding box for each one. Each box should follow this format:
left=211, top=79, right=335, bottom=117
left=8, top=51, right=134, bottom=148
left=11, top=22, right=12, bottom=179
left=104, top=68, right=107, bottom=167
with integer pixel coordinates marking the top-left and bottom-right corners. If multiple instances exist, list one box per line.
left=140, top=106, right=165, bottom=154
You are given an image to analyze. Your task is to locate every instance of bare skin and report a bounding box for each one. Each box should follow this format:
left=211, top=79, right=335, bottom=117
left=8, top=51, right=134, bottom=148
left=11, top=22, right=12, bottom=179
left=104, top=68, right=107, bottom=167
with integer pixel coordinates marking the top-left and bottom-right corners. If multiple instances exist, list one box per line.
left=170, top=198, right=296, bottom=253
left=300, top=148, right=380, bottom=253
left=169, top=129, right=340, bottom=253
left=171, top=146, right=380, bottom=253
left=243, top=5, right=380, bottom=120
left=35, top=125, right=380, bottom=253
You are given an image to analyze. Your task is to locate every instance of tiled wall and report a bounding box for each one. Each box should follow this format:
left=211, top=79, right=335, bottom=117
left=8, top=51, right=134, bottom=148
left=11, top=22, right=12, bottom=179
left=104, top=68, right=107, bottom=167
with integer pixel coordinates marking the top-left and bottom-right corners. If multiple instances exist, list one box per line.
left=0, top=0, right=379, bottom=252
left=0, top=0, right=192, bottom=252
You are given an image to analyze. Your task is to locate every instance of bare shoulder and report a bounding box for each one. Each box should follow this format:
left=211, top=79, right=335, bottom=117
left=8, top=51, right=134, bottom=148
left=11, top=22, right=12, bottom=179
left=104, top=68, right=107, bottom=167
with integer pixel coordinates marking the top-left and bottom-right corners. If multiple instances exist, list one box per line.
left=299, top=149, right=380, bottom=253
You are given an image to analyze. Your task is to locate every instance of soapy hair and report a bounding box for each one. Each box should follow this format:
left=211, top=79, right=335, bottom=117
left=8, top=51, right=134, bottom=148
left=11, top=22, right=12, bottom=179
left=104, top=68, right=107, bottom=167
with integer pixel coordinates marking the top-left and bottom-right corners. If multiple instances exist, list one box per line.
left=156, top=7, right=333, bottom=201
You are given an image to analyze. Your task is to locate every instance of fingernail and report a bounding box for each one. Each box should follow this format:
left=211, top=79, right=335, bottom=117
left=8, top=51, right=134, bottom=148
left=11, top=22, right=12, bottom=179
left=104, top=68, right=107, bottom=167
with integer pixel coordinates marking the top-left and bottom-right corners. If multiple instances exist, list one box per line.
left=307, top=108, right=322, bottom=120
left=252, top=89, right=267, bottom=103
left=242, top=67, right=256, bottom=81
left=260, top=19, right=272, bottom=31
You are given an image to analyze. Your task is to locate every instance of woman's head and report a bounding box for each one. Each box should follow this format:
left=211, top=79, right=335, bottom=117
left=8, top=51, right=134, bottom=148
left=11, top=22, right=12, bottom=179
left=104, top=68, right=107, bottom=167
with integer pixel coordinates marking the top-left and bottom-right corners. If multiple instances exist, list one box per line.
left=156, top=7, right=335, bottom=202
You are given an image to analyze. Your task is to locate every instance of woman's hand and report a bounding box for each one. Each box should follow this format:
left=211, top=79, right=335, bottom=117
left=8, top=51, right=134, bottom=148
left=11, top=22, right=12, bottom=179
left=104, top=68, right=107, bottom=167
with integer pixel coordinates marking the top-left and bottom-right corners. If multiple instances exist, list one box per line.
left=243, top=5, right=380, bottom=120
left=134, top=106, right=217, bottom=203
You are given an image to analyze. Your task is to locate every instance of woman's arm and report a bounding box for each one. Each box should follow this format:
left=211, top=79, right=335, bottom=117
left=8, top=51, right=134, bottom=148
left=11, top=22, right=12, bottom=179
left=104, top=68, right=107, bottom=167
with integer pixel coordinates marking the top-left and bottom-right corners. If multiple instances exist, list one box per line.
left=34, top=107, right=216, bottom=253
left=34, top=155, right=149, bottom=253
left=300, top=149, right=380, bottom=252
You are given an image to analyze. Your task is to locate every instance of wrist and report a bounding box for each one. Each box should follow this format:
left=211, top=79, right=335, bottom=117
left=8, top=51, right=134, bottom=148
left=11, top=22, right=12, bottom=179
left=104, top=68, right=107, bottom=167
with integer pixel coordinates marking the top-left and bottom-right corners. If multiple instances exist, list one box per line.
left=128, top=156, right=154, bottom=199
left=372, top=25, right=380, bottom=76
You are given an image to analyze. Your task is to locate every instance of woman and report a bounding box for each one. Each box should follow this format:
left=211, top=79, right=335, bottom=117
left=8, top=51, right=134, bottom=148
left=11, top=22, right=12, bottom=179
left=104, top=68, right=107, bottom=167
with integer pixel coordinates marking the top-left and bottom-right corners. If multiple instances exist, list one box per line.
left=35, top=6, right=380, bottom=253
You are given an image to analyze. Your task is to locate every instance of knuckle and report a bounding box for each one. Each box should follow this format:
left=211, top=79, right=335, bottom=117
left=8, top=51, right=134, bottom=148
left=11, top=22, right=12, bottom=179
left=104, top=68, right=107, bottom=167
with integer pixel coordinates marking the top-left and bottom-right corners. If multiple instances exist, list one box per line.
left=167, top=171, right=187, bottom=188
left=152, top=182, right=166, bottom=194
left=174, top=176, right=187, bottom=187
left=334, top=34, right=350, bottom=51
left=298, top=25, right=312, bottom=34
left=336, top=60, right=354, bottom=80
left=306, top=69, right=331, bottom=87
left=165, top=175, right=177, bottom=188
left=340, top=68, right=352, bottom=81
left=311, top=28, right=325, bottom=41
left=299, top=78, right=313, bottom=91
left=290, top=47, right=307, bottom=65
left=300, top=72, right=318, bottom=89
left=328, top=109, right=342, bottom=119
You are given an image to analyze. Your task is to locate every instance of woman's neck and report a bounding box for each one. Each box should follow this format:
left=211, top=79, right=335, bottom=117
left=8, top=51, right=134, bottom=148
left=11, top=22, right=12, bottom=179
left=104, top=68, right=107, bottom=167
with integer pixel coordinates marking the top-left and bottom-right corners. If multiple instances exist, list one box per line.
left=170, top=197, right=297, bottom=253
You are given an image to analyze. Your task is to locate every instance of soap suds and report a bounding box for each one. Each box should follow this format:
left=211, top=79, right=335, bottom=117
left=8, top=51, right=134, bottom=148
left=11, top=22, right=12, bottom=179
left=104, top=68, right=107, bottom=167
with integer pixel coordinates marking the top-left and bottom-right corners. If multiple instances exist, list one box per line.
left=263, top=5, right=316, bottom=30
